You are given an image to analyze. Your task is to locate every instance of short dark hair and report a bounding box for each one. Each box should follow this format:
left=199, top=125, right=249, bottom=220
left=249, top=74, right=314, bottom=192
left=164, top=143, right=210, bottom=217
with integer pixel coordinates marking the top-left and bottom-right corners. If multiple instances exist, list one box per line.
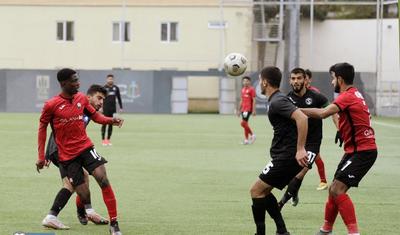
left=305, top=69, right=312, bottom=78
left=260, top=66, right=282, bottom=88
left=106, top=74, right=114, bottom=78
left=87, top=84, right=107, bottom=97
left=329, top=65, right=336, bottom=73
left=242, top=76, right=251, bottom=81
left=332, top=62, right=355, bottom=85
left=290, top=67, right=306, bottom=78
left=57, top=68, right=76, bottom=82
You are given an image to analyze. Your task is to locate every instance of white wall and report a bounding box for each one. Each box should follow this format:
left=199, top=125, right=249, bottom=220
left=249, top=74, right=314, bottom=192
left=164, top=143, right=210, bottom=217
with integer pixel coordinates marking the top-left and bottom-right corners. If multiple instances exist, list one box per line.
left=0, top=4, right=253, bottom=70
left=299, top=19, right=400, bottom=82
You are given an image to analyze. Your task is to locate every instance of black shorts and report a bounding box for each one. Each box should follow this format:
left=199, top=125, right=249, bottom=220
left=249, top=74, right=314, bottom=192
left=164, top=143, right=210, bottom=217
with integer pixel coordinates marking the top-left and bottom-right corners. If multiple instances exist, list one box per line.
left=47, top=151, right=69, bottom=179
left=103, top=108, right=115, bottom=117
left=334, top=150, right=377, bottom=188
left=259, top=157, right=303, bottom=190
left=241, top=111, right=252, bottom=122
left=59, top=147, right=108, bottom=187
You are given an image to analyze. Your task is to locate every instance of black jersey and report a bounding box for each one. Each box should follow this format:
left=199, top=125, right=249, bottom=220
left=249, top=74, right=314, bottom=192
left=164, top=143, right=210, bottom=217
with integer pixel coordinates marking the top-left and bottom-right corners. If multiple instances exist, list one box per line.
left=288, top=89, right=329, bottom=146
left=267, top=91, right=298, bottom=159
left=103, top=84, right=123, bottom=113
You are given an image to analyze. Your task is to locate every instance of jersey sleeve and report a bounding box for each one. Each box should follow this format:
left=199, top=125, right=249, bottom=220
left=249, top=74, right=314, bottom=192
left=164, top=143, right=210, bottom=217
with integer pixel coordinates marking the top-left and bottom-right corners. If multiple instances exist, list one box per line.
left=271, top=96, right=298, bottom=119
left=333, top=92, right=351, bottom=111
left=38, top=101, right=53, bottom=161
left=83, top=95, right=96, bottom=116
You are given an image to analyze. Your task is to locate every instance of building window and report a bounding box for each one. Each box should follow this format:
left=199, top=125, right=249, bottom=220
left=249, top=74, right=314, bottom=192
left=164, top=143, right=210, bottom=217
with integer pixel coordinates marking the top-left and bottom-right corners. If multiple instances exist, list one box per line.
left=161, top=22, right=178, bottom=42
left=208, top=21, right=227, bottom=29
left=113, top=21, right=130, bottom=42
left=57, top=21, right=74, bottom=41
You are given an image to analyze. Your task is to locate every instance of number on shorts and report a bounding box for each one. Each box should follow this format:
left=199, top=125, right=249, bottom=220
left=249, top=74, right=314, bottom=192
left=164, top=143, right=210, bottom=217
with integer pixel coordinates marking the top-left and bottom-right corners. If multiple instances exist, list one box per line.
left=90, top=149, right=102, bottom=161
left=341, top=160, right=352, bottom=171
left=307, top=151, right=317, bottom=165
left=262, top=161, right=274, bottom=175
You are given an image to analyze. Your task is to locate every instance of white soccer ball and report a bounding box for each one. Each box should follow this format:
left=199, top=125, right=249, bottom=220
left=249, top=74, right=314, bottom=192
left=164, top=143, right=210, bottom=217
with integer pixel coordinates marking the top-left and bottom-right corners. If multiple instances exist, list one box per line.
left=224, top=53, right=248, bottom=77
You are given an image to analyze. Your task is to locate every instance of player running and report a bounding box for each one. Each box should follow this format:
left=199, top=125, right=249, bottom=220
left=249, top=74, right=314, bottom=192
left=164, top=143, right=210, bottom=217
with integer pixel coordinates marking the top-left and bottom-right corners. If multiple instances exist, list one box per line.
left=41, top=85, right=109, bottom=230
left=102, top=74, right=123, bottom=146
left=36, top=68, right=124, bottom=235
left=278, top=68, right=330, bottom=210
left=238, top=76, right=256, bottom=145
left=301, top=63, right=377, bottom=235
left=250, top=66, right=308, bottom=235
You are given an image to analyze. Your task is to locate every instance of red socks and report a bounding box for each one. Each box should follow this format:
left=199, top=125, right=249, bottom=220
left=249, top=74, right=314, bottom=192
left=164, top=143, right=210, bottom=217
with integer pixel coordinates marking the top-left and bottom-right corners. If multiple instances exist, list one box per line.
left=315, top=156, right=327, bottom=183
left=76, top=195, right=84, bottom=209
left=240, top=120, right=253, bottom=139
left=322, top=195, right=338, bottom=231
left=101, top=185, right=118, bottom=222
left=335, top=194, right=358, bottom=234
left=323, top=193, right=358, bottom=233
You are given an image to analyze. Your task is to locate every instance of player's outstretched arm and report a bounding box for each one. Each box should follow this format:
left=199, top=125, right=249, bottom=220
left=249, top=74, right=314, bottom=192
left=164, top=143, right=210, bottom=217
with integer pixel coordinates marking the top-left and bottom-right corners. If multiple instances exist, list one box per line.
left=90, top=111, right=124, bottom=128
left=301, top=103, right=339, bottom=120
left=291, top=109, right=308, bottom=168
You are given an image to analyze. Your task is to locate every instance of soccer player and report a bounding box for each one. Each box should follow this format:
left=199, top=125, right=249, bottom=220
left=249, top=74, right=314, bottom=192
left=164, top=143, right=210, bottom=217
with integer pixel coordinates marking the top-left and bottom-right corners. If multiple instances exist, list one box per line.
left=36, top=68, right=124, bottom=235
left=102, top=74, right=123, bottom=146
left=250, top=66, right=309, bottom=235
left=278, top=68, right=330, bottom=210
left=305, top=69, right=321, bottom=93
left=301, top=63, right=377, bottom=235
left=41, top=85, right=109, bottom=230
left=296, top=69, right=330, bottom=191
left=238, top=76, right=256, bottom=145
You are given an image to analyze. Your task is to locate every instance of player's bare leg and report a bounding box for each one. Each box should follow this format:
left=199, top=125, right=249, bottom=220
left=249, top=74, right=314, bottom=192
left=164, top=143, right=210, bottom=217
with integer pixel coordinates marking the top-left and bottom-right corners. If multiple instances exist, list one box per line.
left=250, top=179, right=290, bottom=235
left=278, top=167, right=308, bottom=209
left=92, top=164, right=121, bottom=235
left=76, top=170, right=109, bottom=225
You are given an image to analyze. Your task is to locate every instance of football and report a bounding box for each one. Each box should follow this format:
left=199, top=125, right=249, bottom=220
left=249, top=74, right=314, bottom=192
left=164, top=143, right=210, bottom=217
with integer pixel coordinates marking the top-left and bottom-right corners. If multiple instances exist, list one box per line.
left=224, top=53, right=248, bottom=76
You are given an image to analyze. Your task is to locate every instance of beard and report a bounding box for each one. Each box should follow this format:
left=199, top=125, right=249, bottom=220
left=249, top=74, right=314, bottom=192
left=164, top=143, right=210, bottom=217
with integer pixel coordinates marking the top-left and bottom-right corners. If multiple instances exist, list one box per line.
left=291, top=83, right=304, bottom=93
left=334, top=81, right=340, bottom=93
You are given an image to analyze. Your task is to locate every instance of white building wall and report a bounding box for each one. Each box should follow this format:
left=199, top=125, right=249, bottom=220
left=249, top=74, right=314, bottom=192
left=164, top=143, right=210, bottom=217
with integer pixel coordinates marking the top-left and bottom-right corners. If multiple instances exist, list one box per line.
left=0, top=4, right=253, bottom=70
left=299, top=19, right=399, bottom=82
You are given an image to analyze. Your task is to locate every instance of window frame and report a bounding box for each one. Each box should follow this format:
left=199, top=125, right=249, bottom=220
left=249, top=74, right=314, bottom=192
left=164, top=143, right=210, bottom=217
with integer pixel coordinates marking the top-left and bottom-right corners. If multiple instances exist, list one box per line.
left=56, top=21, right=74, bottom=42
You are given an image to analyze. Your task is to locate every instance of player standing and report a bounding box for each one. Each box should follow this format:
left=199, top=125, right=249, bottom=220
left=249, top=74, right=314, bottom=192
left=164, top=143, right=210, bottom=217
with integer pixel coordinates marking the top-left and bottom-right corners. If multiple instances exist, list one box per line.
left=37, top=69, right=124, bottom=235
left=278, top=68, right=330, bottom=209
left=41, top=85, right=109, bottom=229
left=102, top=74, right=123, bottom=146
left=250, top=66, right=308, bottom=235
left=238, top=76, right=256, bottom=145
left=301, top=63, right=377, bottom=235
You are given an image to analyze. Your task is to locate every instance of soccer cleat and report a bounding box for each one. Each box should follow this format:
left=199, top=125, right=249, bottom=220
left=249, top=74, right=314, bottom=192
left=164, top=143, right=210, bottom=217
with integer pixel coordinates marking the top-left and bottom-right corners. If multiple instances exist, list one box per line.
left=317, top=182, right=328, bottom=191
left=110, top=221, right=122, bottom=235
left=107, top=140, right=112, bottom=146
left=315, top=229, right=332, bottom=235
left=291, top=195, right=299, bottom=207
left=241, top=139, right=249, bottom=145
left=249, top=134, right=256, bottom=144
left=42, top=215, right=70, bottom=230
left=102, top=140, right=107, bottom=146
left=77, top=214, right=88, bottom=225
left=87, top=212, right=109, bottom=225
